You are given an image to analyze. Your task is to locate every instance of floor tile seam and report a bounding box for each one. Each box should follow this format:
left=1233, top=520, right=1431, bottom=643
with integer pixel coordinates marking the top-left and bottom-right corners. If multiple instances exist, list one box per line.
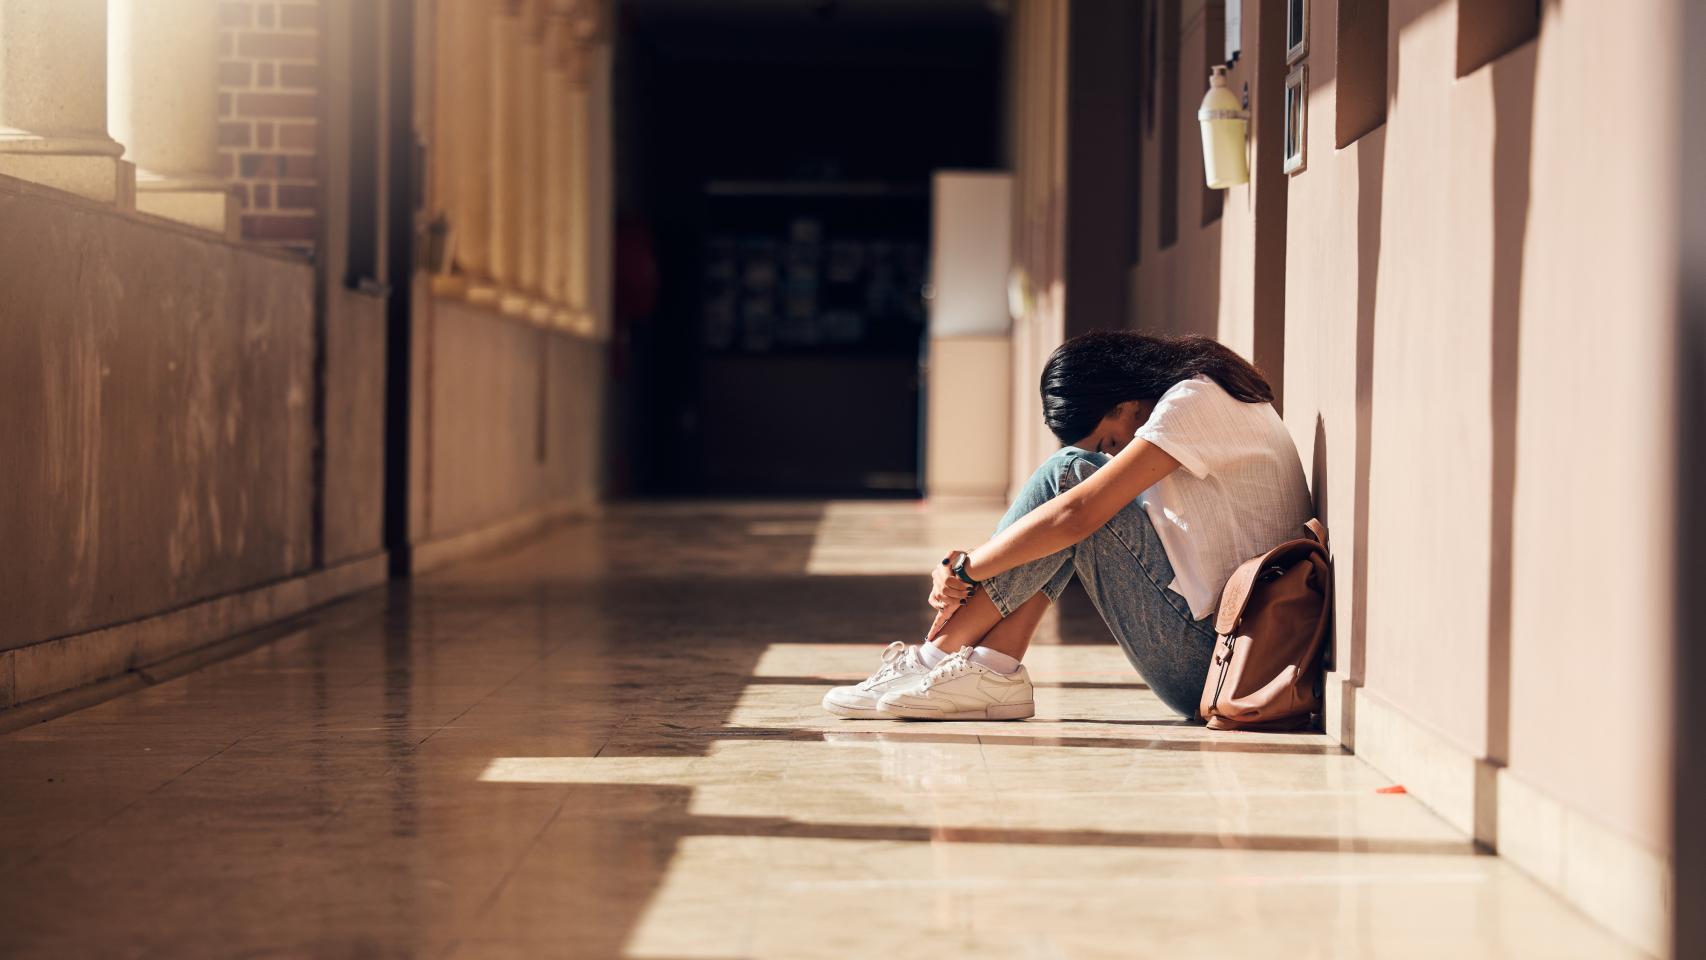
left=306, top=752, right=408, bottom=836
left=973, top=733, right=1006, bottom=820
left=198, top=665, right=385, bottom=753
left=451, top=708, right=630, bottom=920
left=591, top=714, right=636, bottom=758
left=408, top=634, right=584, bottom=752
left=7, top=621, right=391, bottom=847
left=468, top=786, right=580, bottom=924
left=8, top=721, right=266, bottom=871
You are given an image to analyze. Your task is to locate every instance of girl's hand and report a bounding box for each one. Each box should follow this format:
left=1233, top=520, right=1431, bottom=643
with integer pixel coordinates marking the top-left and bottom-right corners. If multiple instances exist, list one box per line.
left=930, top=550, right=976, bottom=611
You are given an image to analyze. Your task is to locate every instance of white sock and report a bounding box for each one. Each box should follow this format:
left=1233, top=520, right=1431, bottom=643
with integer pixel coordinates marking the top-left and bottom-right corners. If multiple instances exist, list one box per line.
left=969, top=646, right=1021, bottom=675
left=918, top=642, right=947, bottom=668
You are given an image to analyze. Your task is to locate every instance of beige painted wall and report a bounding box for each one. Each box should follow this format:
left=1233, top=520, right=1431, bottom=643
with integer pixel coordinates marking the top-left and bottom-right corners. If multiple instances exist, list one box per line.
left=1131, top=0, right=1224, bottom=346
left=1280, top=0, right=1676, bottom=855
left=928, top=171, right=1014, bottom=501
left=1501, top=0, right=1674, bottom=851
left=931, top=172, right=1014, bottom=339
left=928, top=337, right=1014, bottom=500
left=414, top=298, right=603, bottom=543
left=1289, top=0, right=1499, bottom=761
left=1129, top=0, right=1287, bottom=389
left=1008, top=0, right=1070, bottom=486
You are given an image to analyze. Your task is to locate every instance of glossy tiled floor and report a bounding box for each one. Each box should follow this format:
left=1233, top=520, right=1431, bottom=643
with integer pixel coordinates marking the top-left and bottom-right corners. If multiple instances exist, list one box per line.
left=0, top=502, right=1640, bottom=959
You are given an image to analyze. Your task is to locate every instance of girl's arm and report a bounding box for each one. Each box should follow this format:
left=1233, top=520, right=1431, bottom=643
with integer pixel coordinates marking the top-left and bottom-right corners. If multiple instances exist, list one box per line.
left=962, top=439, right=1181, bottom=581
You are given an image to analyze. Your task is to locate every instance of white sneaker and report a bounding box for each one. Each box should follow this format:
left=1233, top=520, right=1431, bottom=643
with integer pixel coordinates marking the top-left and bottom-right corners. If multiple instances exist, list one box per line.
left=821, top=641, right=932, bottom=719
left=876, top=647, right=1035, bottom=721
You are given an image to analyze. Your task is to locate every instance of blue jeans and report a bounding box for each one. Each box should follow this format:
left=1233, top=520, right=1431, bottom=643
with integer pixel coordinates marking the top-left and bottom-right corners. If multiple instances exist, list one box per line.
left=980, top=447, right=1218, bottom=718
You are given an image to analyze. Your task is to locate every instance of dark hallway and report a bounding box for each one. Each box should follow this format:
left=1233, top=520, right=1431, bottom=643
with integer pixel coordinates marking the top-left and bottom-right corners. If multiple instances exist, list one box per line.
left=614, top=0, right=1005, bottom=497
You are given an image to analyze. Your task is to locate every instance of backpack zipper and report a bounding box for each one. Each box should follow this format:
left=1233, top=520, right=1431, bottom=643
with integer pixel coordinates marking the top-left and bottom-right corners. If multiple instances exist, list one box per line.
left=1208, top=634, right=1235, bottom=717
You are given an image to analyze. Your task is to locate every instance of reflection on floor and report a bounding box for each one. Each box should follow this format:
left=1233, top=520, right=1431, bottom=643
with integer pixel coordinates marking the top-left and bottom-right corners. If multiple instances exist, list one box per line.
left=0, top=502, right=1640, bottom=959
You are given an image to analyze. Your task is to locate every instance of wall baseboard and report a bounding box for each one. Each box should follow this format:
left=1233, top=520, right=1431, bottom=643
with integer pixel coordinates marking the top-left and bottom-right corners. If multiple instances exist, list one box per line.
left=1345, top=685, right=1672, bottom=958
left=1348, top=687, right=1485, bottom=839
left=407, top=497, right=598, bottom=575
left=1322, top=671, right=1357, bottom=749
left=0, top=552, right=389, bottom=731
left=1496, top=767, right=1672, bottom=958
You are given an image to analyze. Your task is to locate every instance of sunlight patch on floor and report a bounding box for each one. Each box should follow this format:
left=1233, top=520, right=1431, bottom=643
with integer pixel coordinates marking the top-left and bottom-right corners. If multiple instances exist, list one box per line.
left=804, top=500, right=1005, bottom=575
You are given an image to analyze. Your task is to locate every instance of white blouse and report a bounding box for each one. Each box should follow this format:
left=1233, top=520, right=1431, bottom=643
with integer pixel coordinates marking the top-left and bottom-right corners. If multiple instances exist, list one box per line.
left=1134, top=376, right=1315, bottom=619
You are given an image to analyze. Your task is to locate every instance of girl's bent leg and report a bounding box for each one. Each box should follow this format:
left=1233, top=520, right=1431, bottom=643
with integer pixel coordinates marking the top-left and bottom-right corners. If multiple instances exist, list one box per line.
left=995, top=447, right=1112, bottom=535
left=977, top=447, right=1218, bottom=717
left=934, top=448, right=1109, bottom=656
left=976, top=592, right=1053, bottom=662
left=929, top=589, right=1004, bottom=653
left=976, top=448, right=1111, bottom=619
left=1070, top=500, right=1218, bottom=718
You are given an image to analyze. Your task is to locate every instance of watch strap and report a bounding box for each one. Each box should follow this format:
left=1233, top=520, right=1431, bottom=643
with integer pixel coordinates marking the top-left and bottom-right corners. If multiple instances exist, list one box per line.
left=951, top=554, right=981, bottom=586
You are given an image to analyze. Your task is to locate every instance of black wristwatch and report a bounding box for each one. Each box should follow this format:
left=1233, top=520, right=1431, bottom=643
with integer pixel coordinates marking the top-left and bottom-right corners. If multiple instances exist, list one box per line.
left=951, top=553, right=981, bottom=587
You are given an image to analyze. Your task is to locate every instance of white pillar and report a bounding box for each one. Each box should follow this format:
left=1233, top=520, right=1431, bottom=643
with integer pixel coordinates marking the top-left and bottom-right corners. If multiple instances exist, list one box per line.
left=107, top=0, right=235, bottom=235
left=584, top=40, right=612, bottom=340
left=557, top=0, right=608, bottom=338
left=452, top=1, right=496, bottom=303
left=0, top=0, right=133, bottom=203
left=427, top=0, right=460, bottom=295
left=516, top=14, right=548, bottom=320
left=542, top=15, right=570, bottom=322
left=565, top=63, right=589, bottom=332
left=489, top=6, right=523, bottom=311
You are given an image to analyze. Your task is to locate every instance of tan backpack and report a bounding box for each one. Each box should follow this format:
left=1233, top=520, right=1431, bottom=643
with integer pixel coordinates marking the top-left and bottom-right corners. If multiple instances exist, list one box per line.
left=1199, top=519, right=1333, bottom=731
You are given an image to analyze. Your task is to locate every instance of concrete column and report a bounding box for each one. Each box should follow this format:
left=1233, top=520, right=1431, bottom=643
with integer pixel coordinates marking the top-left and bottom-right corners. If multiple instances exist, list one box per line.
left=565, top=62, right=589, bottom=330
left=557, top=0, right=608, bottom=337
left=107, top=0, right=236, bottom=235
left=556, top=40, right=590, bottom=330
left=516, top=11, right=547, bottom=320
left=427, top=0, right=461, bottom=296
left=450, top=1, right=495, bottom=302
left=0, top=0, right=134, bottom=203
left=489, top=4, right=523, bottom=309
left=584, top=40, right=612, bottom=340
left=542, top=15, right=570, bottom=322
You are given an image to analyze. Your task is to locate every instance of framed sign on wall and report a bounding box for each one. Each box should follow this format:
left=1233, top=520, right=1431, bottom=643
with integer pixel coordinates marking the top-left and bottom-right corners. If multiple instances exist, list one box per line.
left=1283, top=64, right=1308, bottom=174
left=1286, top=0, right=1308, bottom=64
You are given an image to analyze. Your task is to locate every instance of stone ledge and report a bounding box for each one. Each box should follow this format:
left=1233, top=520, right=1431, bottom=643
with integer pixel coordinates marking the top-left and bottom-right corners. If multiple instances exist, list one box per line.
left=0, top=552, right=390, bottom=730
left=0, top=170, right=309, bottom=264
left=429, top=290, right=606, bottom=341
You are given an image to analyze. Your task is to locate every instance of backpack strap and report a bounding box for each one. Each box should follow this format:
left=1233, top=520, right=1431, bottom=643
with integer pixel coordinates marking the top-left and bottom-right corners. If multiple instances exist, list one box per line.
left=1304, top=518, right=1328, bottom=548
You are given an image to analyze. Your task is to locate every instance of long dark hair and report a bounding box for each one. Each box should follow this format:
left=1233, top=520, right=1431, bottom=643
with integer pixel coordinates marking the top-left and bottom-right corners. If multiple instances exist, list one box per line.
left=1040, top=331, right=1273, bottom=444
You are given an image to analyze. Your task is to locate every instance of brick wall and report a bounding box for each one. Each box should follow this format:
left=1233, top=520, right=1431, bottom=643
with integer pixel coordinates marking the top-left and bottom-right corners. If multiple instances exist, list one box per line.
left=218, top=1, right=321, bottom=252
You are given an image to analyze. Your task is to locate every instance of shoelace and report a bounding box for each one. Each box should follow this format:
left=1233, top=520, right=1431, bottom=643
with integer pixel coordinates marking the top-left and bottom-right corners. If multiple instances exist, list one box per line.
left=857, top=641, right=913, bottom=689
left=919, top=646, right=977, bottom=692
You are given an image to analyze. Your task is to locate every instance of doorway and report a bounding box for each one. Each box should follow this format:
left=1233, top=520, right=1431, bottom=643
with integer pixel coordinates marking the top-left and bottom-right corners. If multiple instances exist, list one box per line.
left=615, top=1, right=1006, bottom=498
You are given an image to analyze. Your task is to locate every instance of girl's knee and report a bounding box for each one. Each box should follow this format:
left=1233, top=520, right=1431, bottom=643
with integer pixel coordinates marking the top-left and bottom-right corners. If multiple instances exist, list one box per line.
left=1049, top=447, right=1107, bottom=491
left=1002, top=448, right=1113, bottom=531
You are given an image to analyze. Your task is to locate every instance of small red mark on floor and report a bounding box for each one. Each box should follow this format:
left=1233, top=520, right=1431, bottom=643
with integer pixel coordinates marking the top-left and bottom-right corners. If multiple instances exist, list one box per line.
left=1376, top=785, right=1408, bottom=795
